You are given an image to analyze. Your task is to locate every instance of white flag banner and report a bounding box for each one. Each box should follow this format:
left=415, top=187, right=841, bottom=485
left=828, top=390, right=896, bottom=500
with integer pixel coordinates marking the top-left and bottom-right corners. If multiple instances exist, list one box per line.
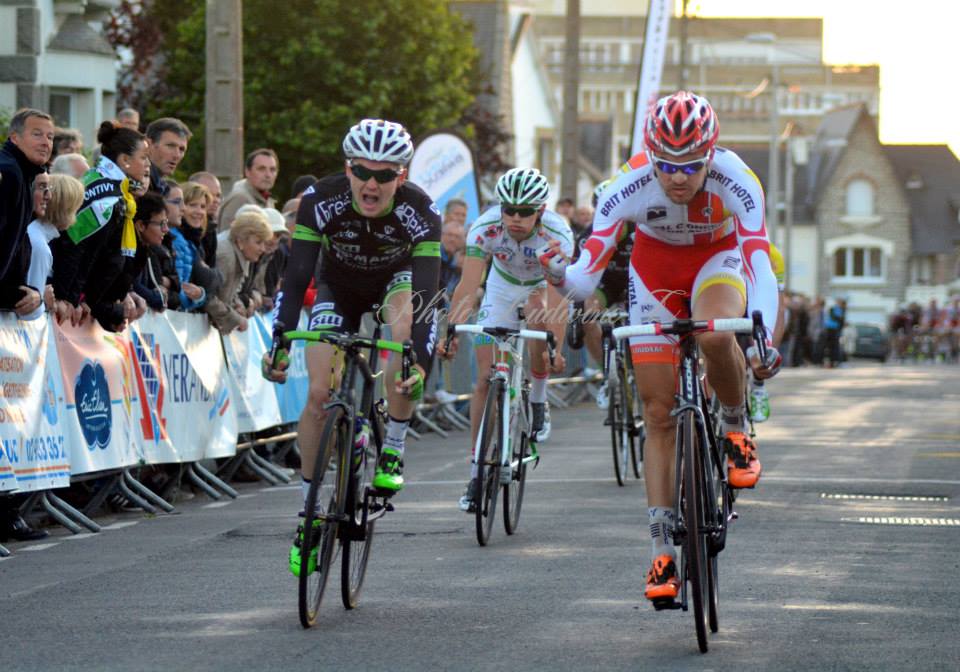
left=222, top=316, right=283, bottom=434
left=408, top=131, right=482, bottom=224
left=0, top=314, right=72, bottom=492
left=631, top=0, right=672, bottom=155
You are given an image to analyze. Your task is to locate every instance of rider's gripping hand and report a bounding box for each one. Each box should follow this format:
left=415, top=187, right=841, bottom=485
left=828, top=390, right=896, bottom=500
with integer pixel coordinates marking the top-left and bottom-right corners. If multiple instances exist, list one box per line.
left=438, top=327, right=459, bottom=360
left=261, top=347, right=290, bottom=383
left=395, top=364, right=426, bottom=402
left=542, top=348, right=566, bottom=374
left=747, top=342, right=782, bottom=380
left=536, top=240, right=569, bottom=286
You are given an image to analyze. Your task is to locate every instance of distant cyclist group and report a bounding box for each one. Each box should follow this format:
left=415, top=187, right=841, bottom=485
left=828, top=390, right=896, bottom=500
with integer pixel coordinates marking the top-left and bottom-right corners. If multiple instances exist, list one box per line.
left=261, top=91, right=783, bottom=625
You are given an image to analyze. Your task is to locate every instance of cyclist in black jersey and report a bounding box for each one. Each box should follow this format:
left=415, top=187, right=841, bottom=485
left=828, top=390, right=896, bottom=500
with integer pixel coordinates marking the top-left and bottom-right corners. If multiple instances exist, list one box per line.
left=576, top=178, right=634, bottom=408
left=262, top=120, right=441, bottom=575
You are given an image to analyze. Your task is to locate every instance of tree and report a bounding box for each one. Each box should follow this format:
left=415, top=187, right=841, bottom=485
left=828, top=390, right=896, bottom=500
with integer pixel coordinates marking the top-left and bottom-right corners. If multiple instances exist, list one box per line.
left=111, top=0, right=483, bottom=196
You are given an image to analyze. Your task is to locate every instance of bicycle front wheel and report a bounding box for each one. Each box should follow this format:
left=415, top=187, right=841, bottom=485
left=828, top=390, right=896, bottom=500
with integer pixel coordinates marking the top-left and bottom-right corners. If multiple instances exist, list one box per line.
left=341, top=412, right=380, bottom=609
left=503, top=390, right=529, bottom=534
left=610, top=370, right=629, bottom=486
left=624, top=356, right=644, bottom=477
left=475, top=380, right=502, bottom=546
left=680, top=411, right=710, bottom=653
left=299, top=407, right=349, bottom=628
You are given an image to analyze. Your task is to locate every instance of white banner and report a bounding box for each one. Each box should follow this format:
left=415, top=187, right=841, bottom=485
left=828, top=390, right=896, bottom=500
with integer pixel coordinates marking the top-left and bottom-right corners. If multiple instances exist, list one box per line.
left=0, top=314, right=73, bottom=492
left=222, top=314, right=282, bottom=434
left=408, top=131, right=481, bottom=224
left=52, top=318, right=140, bottom=476
left=129, top=311, right=238, bottom=462
left=631, top=0, right=672, bottom=155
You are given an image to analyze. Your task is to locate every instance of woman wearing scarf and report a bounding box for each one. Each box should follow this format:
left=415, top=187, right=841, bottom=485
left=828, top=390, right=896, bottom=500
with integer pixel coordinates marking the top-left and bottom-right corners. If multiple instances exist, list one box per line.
left=50, top=121, right=150, bottom=331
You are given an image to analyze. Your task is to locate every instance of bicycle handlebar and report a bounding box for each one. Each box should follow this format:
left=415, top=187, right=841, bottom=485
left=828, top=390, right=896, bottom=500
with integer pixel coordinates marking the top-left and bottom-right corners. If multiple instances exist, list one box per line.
left=450, top=323, right=557, bottom=366
left=612, top=317, right=754, bottom=341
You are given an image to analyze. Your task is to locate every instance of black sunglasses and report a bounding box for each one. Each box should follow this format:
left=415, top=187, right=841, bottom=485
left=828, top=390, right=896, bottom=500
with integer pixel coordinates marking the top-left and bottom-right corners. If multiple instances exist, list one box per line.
left=349, top=162, right=403, bottom=184
left=502, top=205, right=538, bottom=217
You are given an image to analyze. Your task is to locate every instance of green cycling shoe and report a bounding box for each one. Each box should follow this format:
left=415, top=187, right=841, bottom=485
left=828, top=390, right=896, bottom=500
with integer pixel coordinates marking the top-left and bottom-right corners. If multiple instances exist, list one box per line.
left=289, top=519, right=322, bottom=578
left=372, top=448, right=404, bottom=493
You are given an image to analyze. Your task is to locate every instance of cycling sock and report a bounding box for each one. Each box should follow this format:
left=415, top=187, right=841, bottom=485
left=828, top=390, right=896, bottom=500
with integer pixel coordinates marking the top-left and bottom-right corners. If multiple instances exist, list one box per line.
left=530, top=371, right=548, bottom=404
left=470, top=459, right=478, bottom=479
left=384, top=415, right=409, bottom=456
left=648, top=507, right=676, bottom=563
left=301, top=477, right=311, bottom=507
left=721, top=402, right=746, bottom=434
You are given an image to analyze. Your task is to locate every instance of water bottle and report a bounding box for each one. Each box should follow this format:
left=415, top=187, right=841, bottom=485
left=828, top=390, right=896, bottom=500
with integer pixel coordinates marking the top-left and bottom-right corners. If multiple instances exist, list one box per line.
left=354, top=417, right=372, bottom=468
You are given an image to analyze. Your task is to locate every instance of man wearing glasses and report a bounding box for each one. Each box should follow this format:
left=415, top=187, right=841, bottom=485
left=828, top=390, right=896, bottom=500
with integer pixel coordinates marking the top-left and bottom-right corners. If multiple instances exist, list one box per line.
left=539, top=91, right=781, bottom=603
left=261, top=119, right=441, bottom=577
left=440, top=167, right=572, bottom=513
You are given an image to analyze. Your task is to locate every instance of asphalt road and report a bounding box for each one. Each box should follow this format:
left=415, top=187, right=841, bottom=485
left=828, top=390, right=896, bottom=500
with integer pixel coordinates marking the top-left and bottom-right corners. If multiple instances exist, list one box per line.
left=2, top=361, right=959, bottom=671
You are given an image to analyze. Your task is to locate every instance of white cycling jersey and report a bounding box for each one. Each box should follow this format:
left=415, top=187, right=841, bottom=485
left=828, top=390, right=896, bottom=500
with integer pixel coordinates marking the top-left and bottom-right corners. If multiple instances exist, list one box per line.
left=466, top=206, right=574, bottom=286
left=564, top=147, right=779, bottom=340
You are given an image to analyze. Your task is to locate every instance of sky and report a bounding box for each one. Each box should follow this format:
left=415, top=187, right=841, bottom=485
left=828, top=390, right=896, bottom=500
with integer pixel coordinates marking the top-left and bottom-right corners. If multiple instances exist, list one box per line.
left=683, top=0, right=960, bottom=157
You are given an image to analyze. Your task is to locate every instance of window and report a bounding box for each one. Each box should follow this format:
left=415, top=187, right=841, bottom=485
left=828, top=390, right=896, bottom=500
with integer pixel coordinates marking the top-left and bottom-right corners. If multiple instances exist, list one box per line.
left=537, top=136, right=555, bottom=181
left=845, top=178, right=875, bottom=217
left=833, top=246, right=883, bottom=280
left=49, top=92, right=74, bottom=128
left=910, top=255, right=934, bottom=285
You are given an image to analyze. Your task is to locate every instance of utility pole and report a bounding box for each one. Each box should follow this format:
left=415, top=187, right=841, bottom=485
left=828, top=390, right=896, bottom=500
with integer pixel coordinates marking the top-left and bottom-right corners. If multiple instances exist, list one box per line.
left=560, top=0, right=580, bottom=203
left=205, top=0, right=244, bottom=191
left=677, top=0, right=689, bottom=90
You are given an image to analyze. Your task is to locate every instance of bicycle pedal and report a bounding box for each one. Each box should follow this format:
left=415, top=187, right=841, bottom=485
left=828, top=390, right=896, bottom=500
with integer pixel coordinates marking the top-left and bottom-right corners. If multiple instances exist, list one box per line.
left=729, top=510, right=739, bottom=522
left=384, top=501, right=395, bottom=512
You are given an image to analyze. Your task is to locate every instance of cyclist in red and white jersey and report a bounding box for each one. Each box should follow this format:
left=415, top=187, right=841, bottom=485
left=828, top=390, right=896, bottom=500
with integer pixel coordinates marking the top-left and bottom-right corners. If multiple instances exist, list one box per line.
left=539, top=91, right=781, bottom=602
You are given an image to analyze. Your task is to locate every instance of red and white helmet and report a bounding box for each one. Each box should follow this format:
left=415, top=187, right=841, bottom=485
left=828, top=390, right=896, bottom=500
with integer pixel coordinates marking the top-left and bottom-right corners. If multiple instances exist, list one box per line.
left=644, top=91, right=719, bottom=157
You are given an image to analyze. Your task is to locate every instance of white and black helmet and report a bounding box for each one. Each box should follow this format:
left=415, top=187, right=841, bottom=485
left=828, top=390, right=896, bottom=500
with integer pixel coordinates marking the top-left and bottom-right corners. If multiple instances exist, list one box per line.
left=342, top=119, right=414, bottom=165
left=495, top=168, right=550, bottom=206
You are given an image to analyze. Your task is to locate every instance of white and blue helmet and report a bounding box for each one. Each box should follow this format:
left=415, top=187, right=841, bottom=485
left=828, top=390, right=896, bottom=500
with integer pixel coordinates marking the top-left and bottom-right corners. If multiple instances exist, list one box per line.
left=495, top=168, right=550, bottom=206
left=342, top=119, right=414, bottom=165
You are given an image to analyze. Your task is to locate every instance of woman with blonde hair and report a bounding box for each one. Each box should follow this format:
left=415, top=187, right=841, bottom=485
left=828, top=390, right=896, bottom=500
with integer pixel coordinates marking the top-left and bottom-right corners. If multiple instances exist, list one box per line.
left=168, top=180, right=219, bottom=310
left=205, top=210, right=272, bottom=333
left=25, top=173, right=84, bottom=321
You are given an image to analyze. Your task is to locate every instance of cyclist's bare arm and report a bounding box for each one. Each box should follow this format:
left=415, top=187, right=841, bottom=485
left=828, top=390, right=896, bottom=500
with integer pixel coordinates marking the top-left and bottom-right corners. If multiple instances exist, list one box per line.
left=441, top=255, right=487, bottom=359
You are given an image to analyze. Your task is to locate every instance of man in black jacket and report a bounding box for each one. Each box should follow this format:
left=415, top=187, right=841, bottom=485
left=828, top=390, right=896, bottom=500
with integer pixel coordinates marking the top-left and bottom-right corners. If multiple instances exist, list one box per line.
left=0, top=108, right=52, bottom=315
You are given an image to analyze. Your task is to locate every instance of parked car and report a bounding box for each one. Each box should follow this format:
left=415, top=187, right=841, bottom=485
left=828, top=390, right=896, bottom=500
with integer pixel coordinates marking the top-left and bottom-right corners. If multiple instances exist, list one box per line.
left=842, top=323, right=890, bottom=361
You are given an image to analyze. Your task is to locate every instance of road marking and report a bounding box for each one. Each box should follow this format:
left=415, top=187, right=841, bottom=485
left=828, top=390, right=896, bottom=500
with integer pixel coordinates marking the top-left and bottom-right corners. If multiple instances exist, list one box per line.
left=102, top=521, right=139, bottom=530
left=917, top=452, right=960, bottom=458
left=20, top=542, right=59, bottom=551
left=842, top=517, right=960, bottom=526
left=203, top=502, right=232, bottom=509
left=821, top=493, right=949, bottom=502
left=63, top=533, right=99, bottom=541
left=919, top=435, right=960, bottom=441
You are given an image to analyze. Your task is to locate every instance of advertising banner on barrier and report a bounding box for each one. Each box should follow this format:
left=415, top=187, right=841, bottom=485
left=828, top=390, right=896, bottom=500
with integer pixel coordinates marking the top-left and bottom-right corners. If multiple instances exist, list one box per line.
left=409, top=130, right=482, bottom=224
left=0, top=314, right=72, bottom=492
left=630, top=0, right=672, bottom=155
left=222, top=314, right=282, bottom=433
left=127, top=312, right=238, bottom=463
left=52, top=319, right=140, bottom=476
left=254, top=312, right=309, bottom=424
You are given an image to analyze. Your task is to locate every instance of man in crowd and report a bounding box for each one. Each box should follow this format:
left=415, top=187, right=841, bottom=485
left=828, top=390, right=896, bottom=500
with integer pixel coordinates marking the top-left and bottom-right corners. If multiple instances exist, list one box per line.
left=117, top=108, right=141, bottom=131
left=146, top=117, right=192, bottom=197
left=50, top=153, right=89, bottom=179
left=52, top=128, right=83, bottom=161
left=0, top=108, right=50, bottom=316
left=0, top=108, right=52, bottom=542
left=218, top=148, right=279, bottom=231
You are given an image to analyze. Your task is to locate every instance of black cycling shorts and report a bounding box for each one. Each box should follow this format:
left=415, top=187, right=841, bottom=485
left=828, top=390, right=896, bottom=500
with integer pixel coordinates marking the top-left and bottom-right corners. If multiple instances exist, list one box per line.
left=307, top=265, right=412, bottom=336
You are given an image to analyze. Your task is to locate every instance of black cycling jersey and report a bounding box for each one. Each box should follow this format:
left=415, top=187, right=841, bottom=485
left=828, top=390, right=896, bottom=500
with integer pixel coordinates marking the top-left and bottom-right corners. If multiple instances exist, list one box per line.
left=573, top=220, right=634, bottom=305
left=274, top=173, right=442, bottom=371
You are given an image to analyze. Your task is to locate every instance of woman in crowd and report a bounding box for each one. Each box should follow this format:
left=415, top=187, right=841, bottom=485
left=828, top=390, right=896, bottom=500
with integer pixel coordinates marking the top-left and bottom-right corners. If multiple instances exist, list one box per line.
left=50, top=121, right=149, bottom=331
left=24, top=174, right=84, bottom=321
left=132, top=191, right=181, bottom=312
left=168, top=181, right=218, bottom=311
left=205, top=210, right=272, bottom=333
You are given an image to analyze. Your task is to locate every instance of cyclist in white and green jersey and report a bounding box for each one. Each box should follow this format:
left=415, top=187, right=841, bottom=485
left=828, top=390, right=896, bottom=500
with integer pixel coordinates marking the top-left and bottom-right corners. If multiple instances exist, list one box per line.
left=439, top=168, right=572, bottom=512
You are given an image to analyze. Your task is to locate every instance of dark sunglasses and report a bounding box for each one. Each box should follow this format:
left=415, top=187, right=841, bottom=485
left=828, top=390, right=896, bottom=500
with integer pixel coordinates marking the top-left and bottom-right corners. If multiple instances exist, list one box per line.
left=654, top=157, right=708, bottom=175
left=502, top=205, right=538, bottom=217
left=349, top=162, right=403, bottom=184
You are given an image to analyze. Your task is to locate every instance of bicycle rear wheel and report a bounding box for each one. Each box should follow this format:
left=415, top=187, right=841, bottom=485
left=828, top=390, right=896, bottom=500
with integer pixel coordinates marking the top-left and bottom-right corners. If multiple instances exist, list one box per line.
left=475, top=381, right=502, bottom=546
left=623, top=346, right=644, bottom=478
left=610, top=374, right=629, bottom=486
left=680, top=411, right=710, bottom=653
left=341, top=412, right=380, bottom=609
left=299, top=407, right=348, bottom=628
left=503, top=390, right=529, bottom=534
